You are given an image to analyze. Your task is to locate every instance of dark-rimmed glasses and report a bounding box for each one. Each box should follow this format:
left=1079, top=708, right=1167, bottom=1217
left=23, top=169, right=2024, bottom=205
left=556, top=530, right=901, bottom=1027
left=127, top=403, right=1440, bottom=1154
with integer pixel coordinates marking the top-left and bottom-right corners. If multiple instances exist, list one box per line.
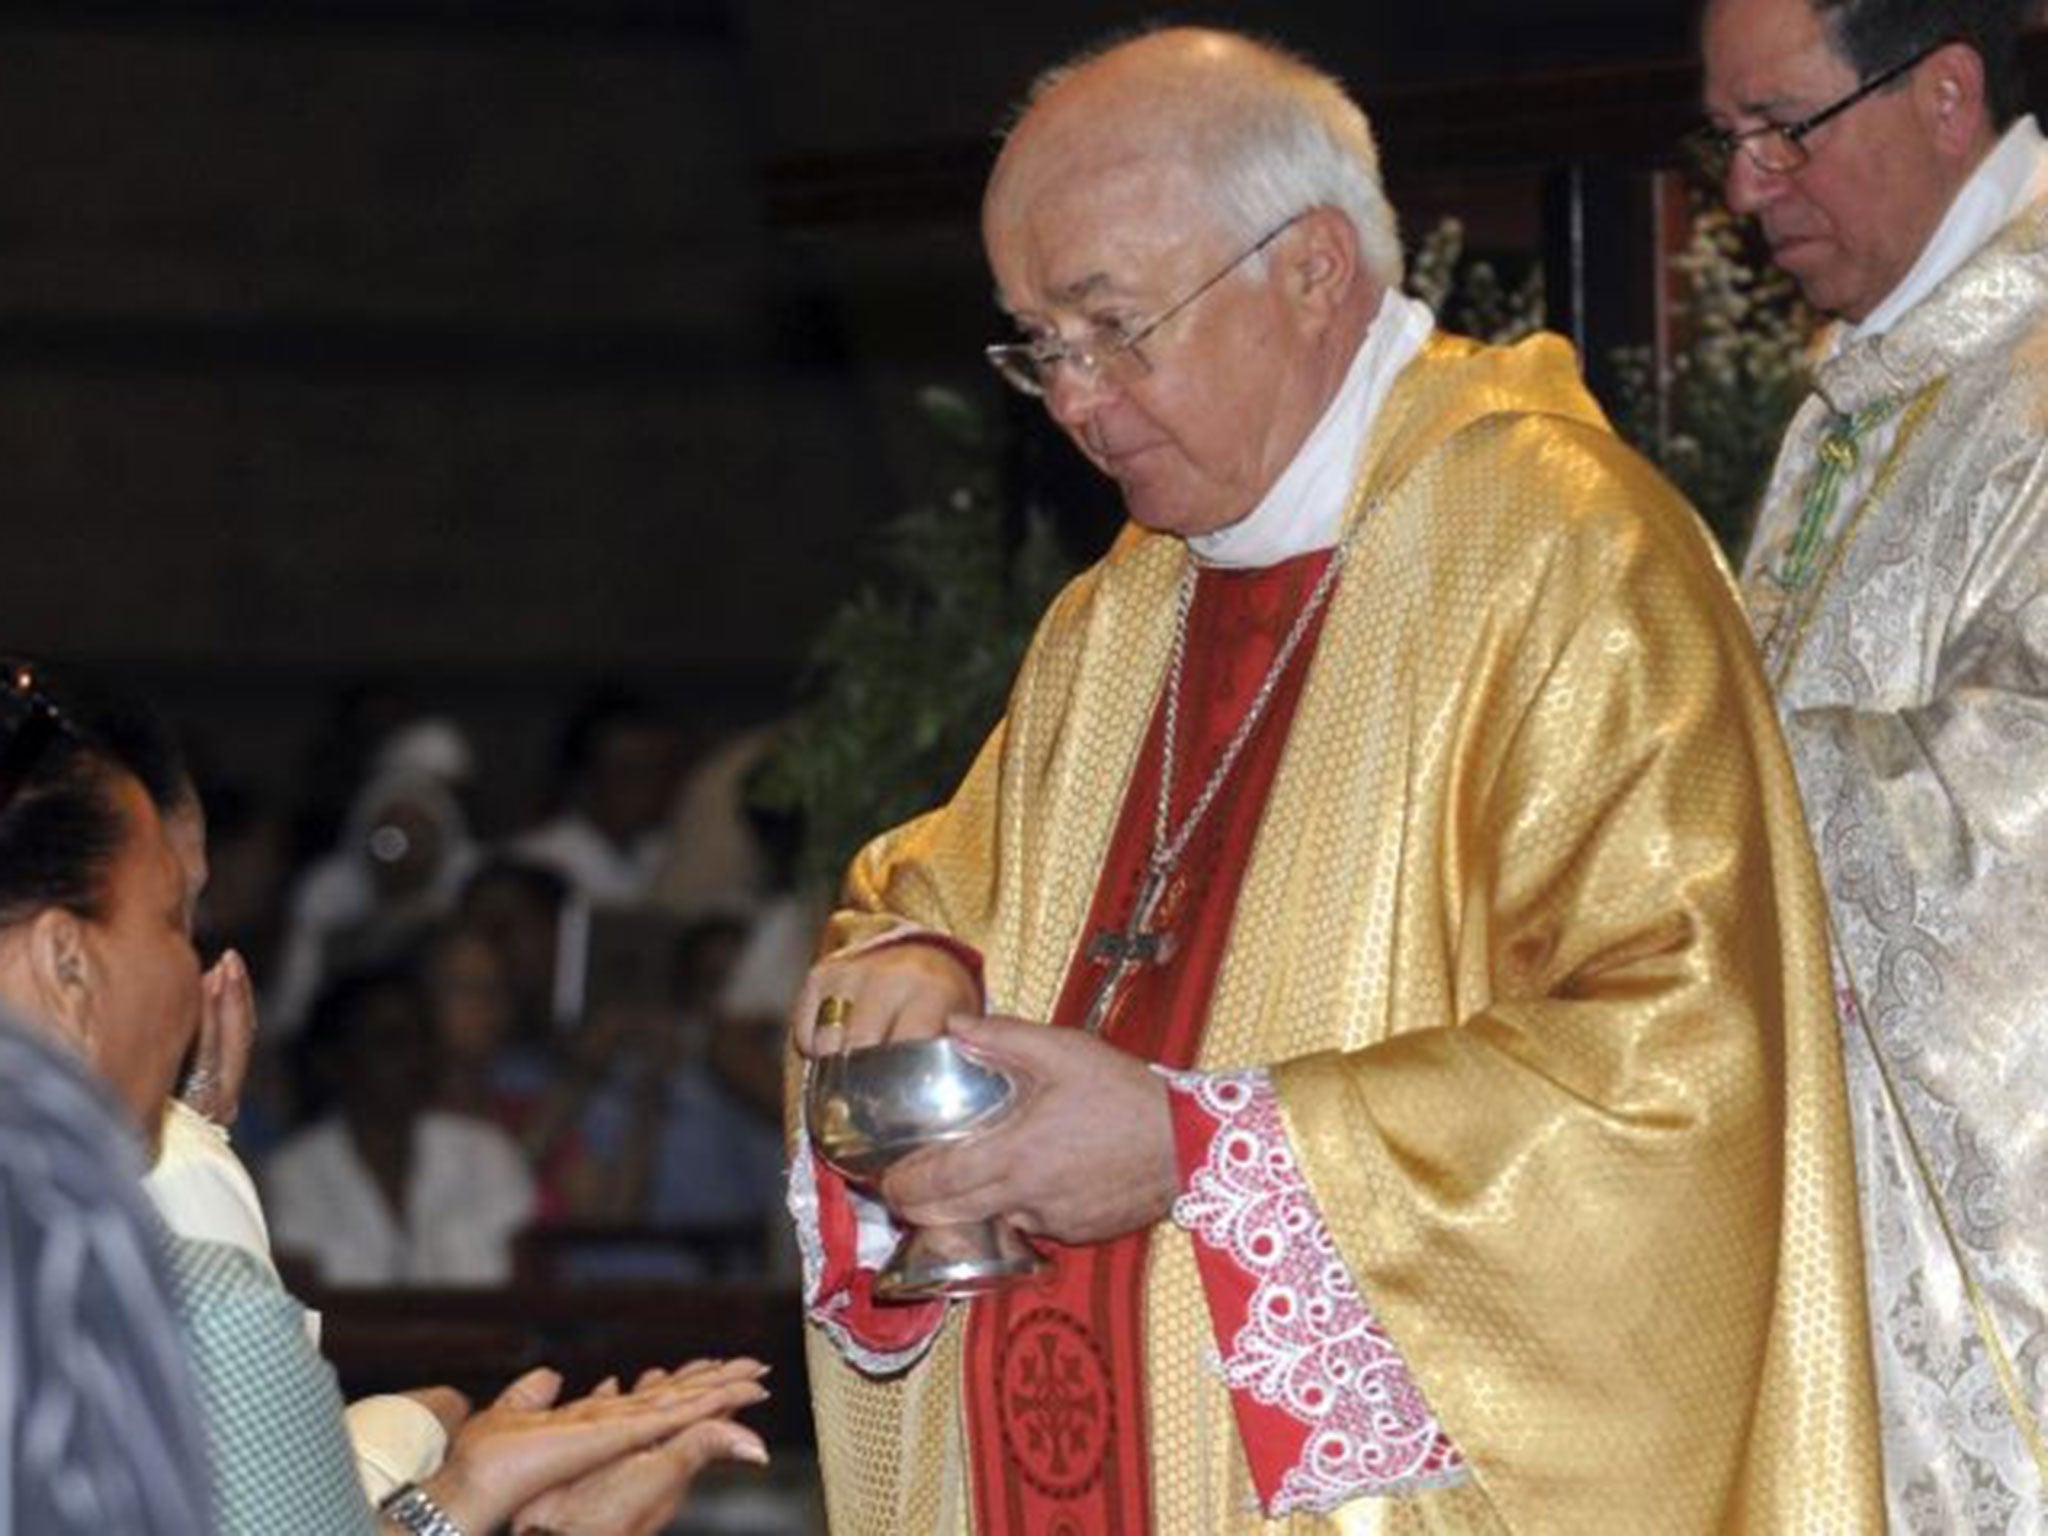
left=985, top=211, right=1307, bottom=398
left=1689, top=38, right=1949, bottom=182
left=0, top=661, right=76, bottom=818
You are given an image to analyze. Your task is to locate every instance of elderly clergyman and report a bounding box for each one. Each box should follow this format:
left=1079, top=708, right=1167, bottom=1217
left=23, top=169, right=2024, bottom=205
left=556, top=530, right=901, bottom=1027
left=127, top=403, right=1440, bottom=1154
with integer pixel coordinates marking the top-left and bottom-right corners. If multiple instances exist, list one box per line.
left=789, top=26, right=1882, bottom=1532
left=1702, top=0, right=2048, bottom=1525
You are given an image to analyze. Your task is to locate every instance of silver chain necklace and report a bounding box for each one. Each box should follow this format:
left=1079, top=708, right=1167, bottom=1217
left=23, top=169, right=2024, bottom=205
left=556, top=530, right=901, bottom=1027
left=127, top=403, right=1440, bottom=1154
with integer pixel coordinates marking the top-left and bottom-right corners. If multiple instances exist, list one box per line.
left=1078, top=536, right=1355, bottom=1035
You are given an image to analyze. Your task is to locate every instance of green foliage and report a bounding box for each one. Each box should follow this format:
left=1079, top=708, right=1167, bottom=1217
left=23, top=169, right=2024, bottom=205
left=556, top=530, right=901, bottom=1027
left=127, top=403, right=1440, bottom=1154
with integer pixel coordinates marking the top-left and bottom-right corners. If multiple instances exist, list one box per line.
left=1610, top=202, right=1815, bottom=555
left=751, top=387, right=1076, bottom=891
left=1406, top=217, right=1546, bottom=345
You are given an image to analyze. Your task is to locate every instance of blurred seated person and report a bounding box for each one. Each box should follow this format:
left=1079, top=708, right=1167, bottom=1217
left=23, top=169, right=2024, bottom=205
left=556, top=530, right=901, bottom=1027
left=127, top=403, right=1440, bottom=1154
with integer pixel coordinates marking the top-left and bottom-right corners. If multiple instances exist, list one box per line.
left=286, top=679, right=430, bottom=877
left=651, top=723, right=778, bottom=921
left=514, top=687, right=680, bottom=907
left=0, top=658, right=770, bottom=1534
left=580, top=915, right=784, bottom=1247
left=269, top=719, right=479, bottom=1037
left=460, top=856, right=577, bottom=1034
left=454, top=859, right=783, bottom=1249
left=703, top=790, right=819, bottom=1114
left=267, top=962, right=537, bottom=1286
left=425, top=918, right=604, bottom=1222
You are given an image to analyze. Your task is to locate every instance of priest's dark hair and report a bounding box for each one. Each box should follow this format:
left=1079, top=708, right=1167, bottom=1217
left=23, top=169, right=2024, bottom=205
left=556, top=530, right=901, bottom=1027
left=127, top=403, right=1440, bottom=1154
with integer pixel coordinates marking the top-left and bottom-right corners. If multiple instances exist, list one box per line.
left=1811, top=0, right=2030, bottom=126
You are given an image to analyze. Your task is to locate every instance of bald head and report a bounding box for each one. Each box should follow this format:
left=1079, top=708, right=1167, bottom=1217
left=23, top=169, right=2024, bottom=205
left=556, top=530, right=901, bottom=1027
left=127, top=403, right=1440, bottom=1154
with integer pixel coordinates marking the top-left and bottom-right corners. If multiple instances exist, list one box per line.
left=987, top=29, right=1403, bottom=291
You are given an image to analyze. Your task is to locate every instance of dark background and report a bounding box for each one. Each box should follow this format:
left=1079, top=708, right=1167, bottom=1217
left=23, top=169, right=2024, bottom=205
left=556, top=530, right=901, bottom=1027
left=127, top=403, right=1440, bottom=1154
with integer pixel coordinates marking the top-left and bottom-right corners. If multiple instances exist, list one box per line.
left=0, top=0, right=2019, bottom=807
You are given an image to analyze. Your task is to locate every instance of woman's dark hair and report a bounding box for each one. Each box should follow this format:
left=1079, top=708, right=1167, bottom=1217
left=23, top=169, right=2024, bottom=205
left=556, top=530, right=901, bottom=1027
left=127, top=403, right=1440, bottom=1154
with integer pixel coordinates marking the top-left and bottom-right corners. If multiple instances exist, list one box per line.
left=0, top=659, right=187, bottom=930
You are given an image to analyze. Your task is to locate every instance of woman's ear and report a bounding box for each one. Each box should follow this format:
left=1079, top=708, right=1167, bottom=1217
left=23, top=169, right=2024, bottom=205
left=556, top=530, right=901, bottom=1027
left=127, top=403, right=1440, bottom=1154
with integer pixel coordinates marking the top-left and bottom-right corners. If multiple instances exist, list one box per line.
left=23, top=906, right=98, bottom=1057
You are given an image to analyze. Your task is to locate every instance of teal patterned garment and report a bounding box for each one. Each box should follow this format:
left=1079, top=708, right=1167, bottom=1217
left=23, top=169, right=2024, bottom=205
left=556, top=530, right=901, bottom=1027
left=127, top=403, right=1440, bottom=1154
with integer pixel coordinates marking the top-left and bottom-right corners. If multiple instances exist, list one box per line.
left=162, top=1236, right=377, bottom=1536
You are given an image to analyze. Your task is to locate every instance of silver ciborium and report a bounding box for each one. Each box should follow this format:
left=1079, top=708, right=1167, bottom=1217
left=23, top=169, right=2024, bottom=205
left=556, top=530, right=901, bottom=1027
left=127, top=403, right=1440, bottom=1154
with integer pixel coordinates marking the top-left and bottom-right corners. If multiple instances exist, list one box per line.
left=805, top=1036, right=1045, bottom=1301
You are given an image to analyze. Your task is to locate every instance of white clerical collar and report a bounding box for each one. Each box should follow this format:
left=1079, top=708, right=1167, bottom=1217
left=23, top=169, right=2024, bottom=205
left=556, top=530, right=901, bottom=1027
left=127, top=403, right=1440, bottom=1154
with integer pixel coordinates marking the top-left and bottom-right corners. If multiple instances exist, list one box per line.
left=1188, top=289, right=1434, bottom=569
left=1848, top=114, right=2048, bottom=343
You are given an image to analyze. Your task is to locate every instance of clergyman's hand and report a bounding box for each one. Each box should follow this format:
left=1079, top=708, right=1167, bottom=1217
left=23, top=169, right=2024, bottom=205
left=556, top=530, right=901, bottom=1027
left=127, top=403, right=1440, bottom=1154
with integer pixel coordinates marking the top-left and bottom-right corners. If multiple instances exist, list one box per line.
left=879, top=1015, right=1180, bottom=1245
left=791, top=942, right=979, bottom=1057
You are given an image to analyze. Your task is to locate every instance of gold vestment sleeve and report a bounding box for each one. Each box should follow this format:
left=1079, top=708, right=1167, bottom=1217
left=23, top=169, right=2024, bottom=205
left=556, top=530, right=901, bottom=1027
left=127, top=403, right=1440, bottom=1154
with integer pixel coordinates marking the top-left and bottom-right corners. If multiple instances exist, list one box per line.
left=1270, top=407, right=1877, bottom=1530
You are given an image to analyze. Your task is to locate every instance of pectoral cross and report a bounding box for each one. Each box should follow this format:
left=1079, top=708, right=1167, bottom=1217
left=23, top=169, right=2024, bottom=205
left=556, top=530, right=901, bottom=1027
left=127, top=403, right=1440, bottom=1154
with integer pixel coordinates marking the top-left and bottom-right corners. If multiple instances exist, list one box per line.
left=1078, top=860, right=1177, bottom=1037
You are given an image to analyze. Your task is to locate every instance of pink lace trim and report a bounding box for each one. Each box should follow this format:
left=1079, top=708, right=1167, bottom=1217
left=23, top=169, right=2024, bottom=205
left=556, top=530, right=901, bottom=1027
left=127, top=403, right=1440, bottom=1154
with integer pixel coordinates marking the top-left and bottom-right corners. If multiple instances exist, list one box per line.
left=1170, top=1070, right=1466, bottom=1512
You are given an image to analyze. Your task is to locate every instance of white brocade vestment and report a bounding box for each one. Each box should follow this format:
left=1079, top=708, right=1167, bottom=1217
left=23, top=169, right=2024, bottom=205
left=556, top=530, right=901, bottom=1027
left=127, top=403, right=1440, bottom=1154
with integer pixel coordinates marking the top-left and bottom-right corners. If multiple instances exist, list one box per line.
left=1743, top=192, right=2048, bottom=1534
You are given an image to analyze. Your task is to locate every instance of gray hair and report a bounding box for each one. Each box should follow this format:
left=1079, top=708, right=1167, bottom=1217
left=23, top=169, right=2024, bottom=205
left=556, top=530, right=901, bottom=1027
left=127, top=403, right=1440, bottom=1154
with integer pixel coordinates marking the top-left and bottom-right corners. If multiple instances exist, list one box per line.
left=1017, top=30, right=1405, bottom=288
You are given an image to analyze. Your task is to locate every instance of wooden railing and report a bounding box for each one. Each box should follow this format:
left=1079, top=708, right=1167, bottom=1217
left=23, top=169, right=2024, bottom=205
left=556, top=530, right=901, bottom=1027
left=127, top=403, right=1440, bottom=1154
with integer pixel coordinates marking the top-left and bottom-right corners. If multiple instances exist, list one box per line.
left=311, top=1269, right=814, bottom=1449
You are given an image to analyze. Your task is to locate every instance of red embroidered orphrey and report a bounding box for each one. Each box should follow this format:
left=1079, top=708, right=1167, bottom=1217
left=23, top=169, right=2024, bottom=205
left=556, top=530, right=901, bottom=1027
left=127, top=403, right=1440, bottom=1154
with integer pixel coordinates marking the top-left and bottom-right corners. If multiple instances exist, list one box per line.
left=964, top=550, right=1340, bottom=1535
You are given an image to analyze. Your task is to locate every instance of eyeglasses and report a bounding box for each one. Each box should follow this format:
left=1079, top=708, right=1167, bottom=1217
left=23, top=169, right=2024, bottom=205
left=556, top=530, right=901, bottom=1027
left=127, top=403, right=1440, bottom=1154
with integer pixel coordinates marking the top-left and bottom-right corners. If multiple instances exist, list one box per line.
left=0, top=661, right=76, bottom=819
left=1690, top=38, right=1948, bottom=181
left=985, top=212, right=1306, bottom=398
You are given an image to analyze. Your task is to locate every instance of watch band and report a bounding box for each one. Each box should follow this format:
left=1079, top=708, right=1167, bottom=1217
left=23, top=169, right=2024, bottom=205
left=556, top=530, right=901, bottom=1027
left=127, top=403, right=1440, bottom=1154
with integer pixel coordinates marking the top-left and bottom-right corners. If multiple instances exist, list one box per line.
left=377, top=1480, right=465, bottom=1536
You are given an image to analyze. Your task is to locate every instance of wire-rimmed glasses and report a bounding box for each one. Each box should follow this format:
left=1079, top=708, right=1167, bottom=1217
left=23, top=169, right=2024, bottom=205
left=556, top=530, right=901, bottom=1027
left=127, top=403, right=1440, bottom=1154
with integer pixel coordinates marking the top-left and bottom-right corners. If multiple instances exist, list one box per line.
left=1689, top=38, right=1949, bottom=182
left=984, top=211, right=1306, bottom=398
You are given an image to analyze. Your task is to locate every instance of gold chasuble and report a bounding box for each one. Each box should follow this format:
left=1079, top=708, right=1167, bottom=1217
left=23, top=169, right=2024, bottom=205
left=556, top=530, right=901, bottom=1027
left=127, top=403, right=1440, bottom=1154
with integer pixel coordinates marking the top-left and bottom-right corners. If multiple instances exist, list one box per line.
left=804, top=333, right=1882, bottom=1532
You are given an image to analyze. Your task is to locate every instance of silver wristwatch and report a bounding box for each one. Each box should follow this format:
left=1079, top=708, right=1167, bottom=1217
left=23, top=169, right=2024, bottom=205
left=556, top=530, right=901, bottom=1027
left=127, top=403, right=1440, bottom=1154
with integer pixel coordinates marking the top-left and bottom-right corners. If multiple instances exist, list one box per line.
left=378, top=1481, right=465, bottom=1536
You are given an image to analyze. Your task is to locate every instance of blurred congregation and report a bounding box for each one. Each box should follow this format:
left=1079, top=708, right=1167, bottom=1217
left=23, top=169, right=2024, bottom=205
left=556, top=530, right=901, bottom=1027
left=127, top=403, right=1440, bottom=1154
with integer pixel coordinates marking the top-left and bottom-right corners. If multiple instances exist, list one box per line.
left=184, top=684, right=804, bottom=1292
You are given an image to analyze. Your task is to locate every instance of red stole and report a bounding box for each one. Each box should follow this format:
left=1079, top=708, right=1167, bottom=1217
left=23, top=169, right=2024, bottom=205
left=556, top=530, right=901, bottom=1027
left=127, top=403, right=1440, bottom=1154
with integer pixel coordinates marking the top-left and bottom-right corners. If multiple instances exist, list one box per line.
left=963, top=549, right=1339, bottom=1535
